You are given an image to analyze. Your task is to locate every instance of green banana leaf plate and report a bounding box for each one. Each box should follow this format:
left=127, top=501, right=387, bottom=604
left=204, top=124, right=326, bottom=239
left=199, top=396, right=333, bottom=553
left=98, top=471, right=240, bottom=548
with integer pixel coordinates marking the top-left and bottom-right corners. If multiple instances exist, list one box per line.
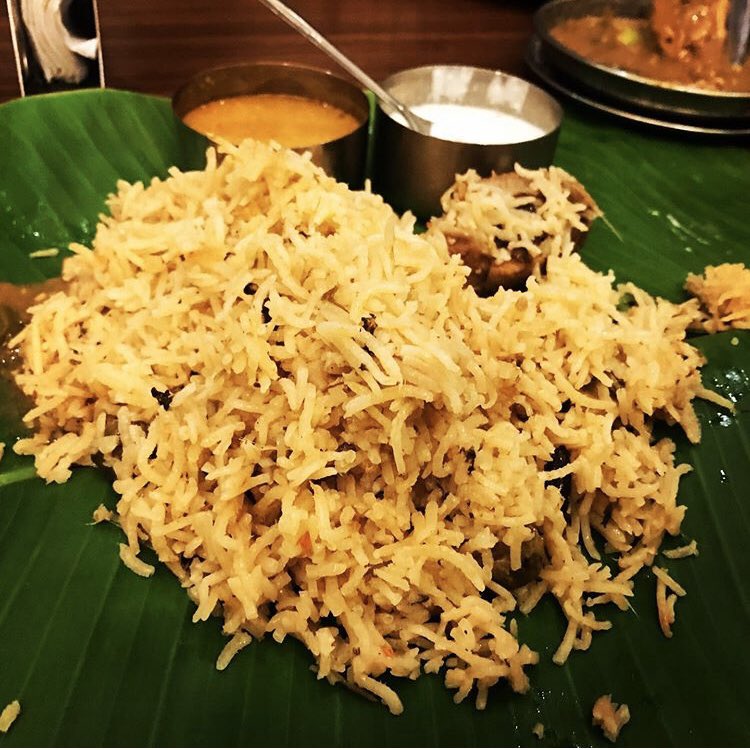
left=0, top=90, right=748, bottom=747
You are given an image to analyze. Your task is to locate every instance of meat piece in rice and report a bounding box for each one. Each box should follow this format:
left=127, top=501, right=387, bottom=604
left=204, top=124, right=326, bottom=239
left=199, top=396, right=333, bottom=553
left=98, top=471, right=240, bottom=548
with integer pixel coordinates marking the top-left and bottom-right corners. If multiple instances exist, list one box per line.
left=428, top=165, right=601, bottom=296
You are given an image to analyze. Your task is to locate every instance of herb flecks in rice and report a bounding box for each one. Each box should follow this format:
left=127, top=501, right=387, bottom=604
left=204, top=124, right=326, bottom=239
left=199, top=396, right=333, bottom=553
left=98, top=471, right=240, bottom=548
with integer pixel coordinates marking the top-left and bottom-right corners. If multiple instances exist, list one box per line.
left=11, top=140, right=717, bottom=715
left=150, top=386, right=173, bottom=411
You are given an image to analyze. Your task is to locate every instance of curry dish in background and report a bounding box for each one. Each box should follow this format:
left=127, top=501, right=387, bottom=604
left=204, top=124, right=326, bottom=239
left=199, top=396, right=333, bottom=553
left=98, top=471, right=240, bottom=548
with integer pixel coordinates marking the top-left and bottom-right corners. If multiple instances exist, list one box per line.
left=183, top=93, right=361, bottom=148
left=552, top=0, right=750, bottom=92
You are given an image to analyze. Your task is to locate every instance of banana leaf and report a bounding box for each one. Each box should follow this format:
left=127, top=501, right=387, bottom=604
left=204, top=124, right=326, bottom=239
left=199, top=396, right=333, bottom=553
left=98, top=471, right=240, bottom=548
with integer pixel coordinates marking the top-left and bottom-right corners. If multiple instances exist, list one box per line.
left=0, top=90, right=748, bottom=747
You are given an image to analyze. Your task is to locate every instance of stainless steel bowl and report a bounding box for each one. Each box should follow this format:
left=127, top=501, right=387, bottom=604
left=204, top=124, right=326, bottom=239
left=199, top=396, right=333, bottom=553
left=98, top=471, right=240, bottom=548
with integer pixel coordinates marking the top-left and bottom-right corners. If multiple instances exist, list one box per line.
left=173, top=62, right=370, bottom=187
left=372, top=65, right=563, bottom=219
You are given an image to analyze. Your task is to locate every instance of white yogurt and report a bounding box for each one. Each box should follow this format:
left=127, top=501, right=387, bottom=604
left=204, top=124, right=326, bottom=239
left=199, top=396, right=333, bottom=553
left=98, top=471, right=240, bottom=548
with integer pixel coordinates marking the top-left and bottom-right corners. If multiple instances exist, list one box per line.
left=390, top=102, right=545, bottom=145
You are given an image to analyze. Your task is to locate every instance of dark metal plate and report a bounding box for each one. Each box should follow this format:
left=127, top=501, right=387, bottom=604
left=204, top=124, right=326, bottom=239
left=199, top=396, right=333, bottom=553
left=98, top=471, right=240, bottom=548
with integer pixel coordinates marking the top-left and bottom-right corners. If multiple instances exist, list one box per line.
left=526, top=35, right=750, bottom=136
left=534, top=0, right=750, bottom=121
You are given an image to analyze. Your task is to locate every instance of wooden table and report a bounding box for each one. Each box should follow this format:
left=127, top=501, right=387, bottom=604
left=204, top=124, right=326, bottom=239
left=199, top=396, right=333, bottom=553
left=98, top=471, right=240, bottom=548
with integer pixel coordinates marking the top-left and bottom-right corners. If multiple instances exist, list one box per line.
left=0, top=0, right=539, bottom=102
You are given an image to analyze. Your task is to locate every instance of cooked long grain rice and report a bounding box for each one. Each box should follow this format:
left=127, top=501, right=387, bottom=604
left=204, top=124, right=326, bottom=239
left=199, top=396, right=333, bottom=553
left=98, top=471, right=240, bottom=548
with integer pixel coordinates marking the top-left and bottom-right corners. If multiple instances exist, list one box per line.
left=656, top=577, right=677, bottom=638
left=652, top=565, right=687, bottom=597
left=28, top=247, right=60, bottom=259
left=653, top=565, right=686, bottom=638
left=685, top=263, right=750, bottom=332
left=592, top=694, right=630, bottom=742
left=91, top=503, right=113, bottom=524
left=0, top=700, right=20, bottom=733
left=663, top=540, right=698, bottom=559
left=118, top=543, right=155, bottom=578
left=12, top=140, right=714, bottom=714
left=216, top=630, right=253, bottom=670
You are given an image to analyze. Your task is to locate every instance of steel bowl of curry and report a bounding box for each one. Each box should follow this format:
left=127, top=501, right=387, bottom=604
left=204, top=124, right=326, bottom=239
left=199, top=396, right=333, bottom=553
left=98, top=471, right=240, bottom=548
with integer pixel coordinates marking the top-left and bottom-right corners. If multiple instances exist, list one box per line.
left=534, top=0, right=750, bottom=121
left=173, top=62, right=370, bottom=187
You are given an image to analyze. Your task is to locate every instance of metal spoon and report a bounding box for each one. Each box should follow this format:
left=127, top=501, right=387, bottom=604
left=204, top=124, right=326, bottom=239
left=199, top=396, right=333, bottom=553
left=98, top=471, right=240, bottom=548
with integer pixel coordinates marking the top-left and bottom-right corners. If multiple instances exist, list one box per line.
left=727, top=0, right=750, bottom=66
left=256, top=0, right=431, bottom=134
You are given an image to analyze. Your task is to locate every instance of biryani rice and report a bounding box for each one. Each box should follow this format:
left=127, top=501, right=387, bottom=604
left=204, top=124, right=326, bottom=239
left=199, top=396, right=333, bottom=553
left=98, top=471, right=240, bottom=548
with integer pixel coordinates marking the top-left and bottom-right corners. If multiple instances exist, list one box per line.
left=12, top=140, right=716, bottom=714
left=685, top=262, right=750, bottom=332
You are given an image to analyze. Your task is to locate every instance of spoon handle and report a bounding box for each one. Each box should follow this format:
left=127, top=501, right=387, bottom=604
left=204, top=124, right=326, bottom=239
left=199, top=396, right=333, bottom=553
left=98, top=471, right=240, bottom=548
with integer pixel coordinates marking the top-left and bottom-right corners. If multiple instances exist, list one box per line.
left=728, top=0, right=750, bottom=65
left=256, top=0, right=426, bottom=132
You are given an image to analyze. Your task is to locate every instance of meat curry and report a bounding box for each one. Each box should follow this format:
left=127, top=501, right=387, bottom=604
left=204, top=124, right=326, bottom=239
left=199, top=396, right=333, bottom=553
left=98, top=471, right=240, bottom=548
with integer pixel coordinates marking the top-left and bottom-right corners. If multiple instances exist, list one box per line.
left=551, top=0, right=750, bottom=92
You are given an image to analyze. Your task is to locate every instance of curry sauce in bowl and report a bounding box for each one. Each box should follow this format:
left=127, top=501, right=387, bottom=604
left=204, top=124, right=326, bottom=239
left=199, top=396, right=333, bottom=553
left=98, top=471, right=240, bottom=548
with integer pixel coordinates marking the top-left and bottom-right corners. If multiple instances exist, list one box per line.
left=173, top=62, right=369, bottom=186
left=182, top=93, right=361, bottom=149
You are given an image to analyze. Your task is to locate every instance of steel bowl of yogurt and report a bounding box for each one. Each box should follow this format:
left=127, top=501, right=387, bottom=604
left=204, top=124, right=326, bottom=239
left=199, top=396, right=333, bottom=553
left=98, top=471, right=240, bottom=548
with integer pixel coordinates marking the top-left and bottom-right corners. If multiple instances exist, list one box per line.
left=373, top=65, right=563, bottom=218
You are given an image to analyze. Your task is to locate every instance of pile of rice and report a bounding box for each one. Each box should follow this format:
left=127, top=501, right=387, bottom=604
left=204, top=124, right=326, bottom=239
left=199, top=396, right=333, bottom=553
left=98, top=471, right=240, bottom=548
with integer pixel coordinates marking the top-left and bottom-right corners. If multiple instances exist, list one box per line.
left=11, top=140, right=728, bottom=715
left=685, top=263, right=750, bottom=332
